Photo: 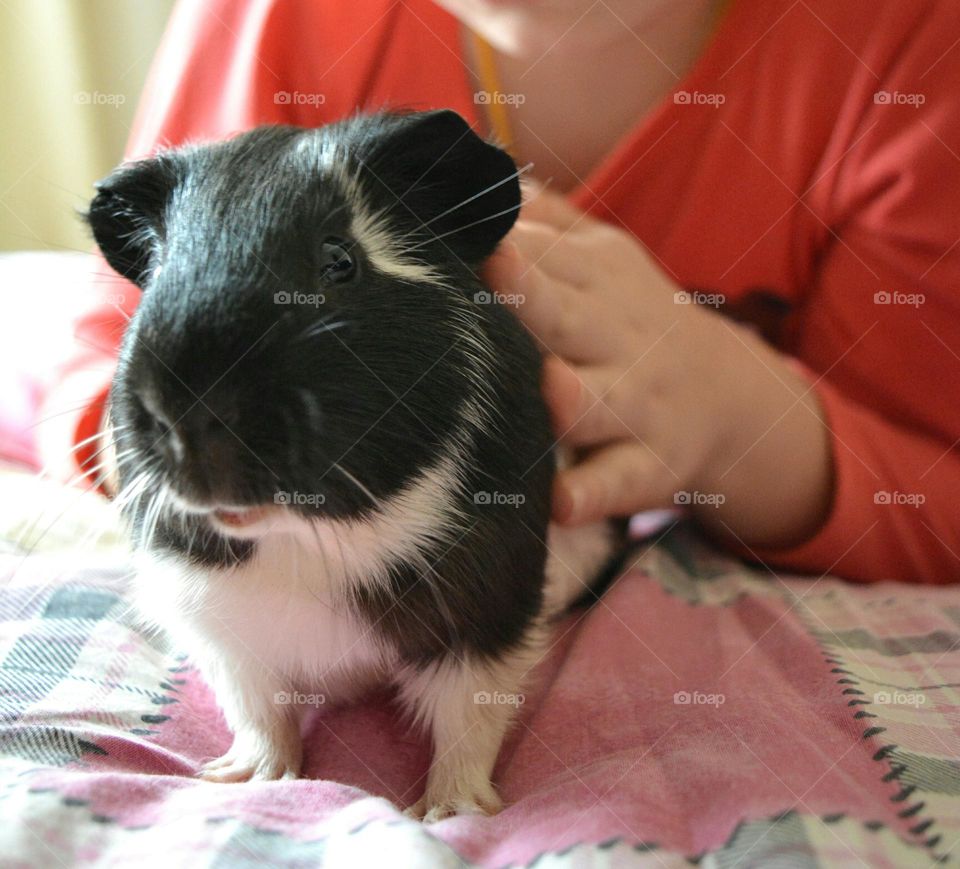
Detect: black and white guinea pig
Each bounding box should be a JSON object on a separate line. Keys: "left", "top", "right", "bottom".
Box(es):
{"left": 87, "top": 109, "right": 617, "bottom": 821}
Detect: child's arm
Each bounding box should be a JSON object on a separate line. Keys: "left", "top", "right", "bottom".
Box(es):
{"left": 494, "top": 9, "right": 960, "bottom": 584}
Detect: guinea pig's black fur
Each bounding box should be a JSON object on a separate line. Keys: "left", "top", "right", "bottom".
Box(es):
{"left": 87, "top": 110, "right": 615, "bottom": 816}
{"left": 89, "top": 111, "right": 551, "bottom": 661}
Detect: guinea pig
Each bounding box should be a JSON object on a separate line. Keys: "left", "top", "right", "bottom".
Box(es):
{"left": 86, "top": 109, "right": 617, "bottom": 821}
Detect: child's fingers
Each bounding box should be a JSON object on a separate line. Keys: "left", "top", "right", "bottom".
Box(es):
{"left": 510, "top": 220, "right": 590, "bottom": 287}
{"left": 552, "top": 441, "right": 673, "bottom": 525}
{"left": 541, "top": 355, "right": 582, "bottom": 436}
{"left": 485, "top": 242, "right": 589, "bottom": 359}
{"left": 556, "top": 364, "right": 635, "bottom": 447}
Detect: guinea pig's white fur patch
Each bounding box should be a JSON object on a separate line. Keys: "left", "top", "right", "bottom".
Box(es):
{"left": 129, "top": 424, "right": 613, "bottom": 806}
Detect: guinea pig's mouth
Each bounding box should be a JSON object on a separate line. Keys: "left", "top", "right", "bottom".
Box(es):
{"left": 212, "top": 507, "right": 270, "bottom": 529}
{"left": 163, "top": 487, "right": 280, "bottom": 537}
{"left": 206, "top": 505, "right": 283, "bottom": 540}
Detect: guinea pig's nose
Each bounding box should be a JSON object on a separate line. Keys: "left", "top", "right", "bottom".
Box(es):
{"left": 139, "top": 398, "right": 217, "bottom": 467}
{"left": 153, "top": 400, "right": 242, "bottom": 503}
{"left": 170, "top": 406, "right": 226, "bottom": 459}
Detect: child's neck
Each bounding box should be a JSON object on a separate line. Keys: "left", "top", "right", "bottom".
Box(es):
{"left": 468, "top": 1, "right": 724, "bottom": 191}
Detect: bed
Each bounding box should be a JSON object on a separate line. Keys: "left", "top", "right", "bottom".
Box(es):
{"left": 2, "top": 254, "right": 958, "bottom": 866}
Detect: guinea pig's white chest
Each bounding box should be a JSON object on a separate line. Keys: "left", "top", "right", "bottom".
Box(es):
{"left": 131, "top": 535, "right": 392, "bottom": 700}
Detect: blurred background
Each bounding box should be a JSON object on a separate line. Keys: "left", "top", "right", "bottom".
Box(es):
{"left": 0, "top": 0, "right": 174, "bottom": 253}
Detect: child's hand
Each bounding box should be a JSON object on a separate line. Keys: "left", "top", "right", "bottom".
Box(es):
{"left": 484, "top": 188, "right": 832, "bottom": 546}
{"left": 484, "top": 189, "right": 733, "bottom": 523}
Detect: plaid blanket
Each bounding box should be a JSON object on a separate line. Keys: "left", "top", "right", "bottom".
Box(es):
{"left": 2, "top": 468, "right": 958, "bottom": 867}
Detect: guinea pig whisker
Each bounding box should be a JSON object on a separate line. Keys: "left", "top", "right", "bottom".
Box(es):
{"left": 83, "top": 449, "right": 138, "bottom": 491}
{"left": 39, "top": 438, "right": 133, "bottom": 501}
{"left": 395, "top": 162, "right": 533, "bottom": 243}
{"left": 293, "top": 318, "right": 349, "bottom": 344}
{"left": 288, "top": 310, "right": 345, "bottom": 341}
{"left": 139, "top": 480, "right": 168, "bottom": 554}
{"left": 67, "top": 423, "right": 131, "bottom": 455}
{"left": 26, "top": 405, "right": 120, "bottom": 436}
{"left": 112, "top": 468, "right": 153, "bottom": 508}
{"left": 331, "top": 461, "right": 379, "bottom": 509}
{"left": 74, "top": 432, "right": 126, "bottom": 474}
{"left": 113, "top": 472, "right": 152, "bottom": 516}
{"left": 402, "top": 201, "right": 525, "bottom": 255}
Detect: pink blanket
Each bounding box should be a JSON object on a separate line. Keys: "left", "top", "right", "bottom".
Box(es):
{"left": 3, "top": 520, "right": 956, "bottom": 867}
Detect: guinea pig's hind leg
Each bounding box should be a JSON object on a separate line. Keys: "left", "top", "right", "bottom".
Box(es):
{"left": 398, "top": 630, "right": 547, "bottom": 822}
{"left": 196, "top": 655, "right": 303, "bottom": 783}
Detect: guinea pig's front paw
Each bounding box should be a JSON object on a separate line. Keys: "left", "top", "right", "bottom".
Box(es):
{"left": 404, "top": 781, "right": 502, "bottom": 823}
{"left": 198, "top": 727, "right": 301, "bottom": 783}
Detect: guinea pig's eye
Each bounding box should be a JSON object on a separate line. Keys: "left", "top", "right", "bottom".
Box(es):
{"left": 319, "top": 237, "right": 356, "bottom": 284}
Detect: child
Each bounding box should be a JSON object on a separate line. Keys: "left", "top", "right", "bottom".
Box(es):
{"left": 43, "top": 0, "right": 960, "bottom": 584}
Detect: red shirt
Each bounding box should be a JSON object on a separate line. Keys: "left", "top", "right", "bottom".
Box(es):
{"left": 46, "top": 0, "right": 960, "bottom": 584}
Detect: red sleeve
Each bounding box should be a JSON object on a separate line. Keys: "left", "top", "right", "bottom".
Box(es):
{"left": 39, "top": 0, "right": 336, "bottom": 489}
{"left": 746, "top": 363, "right": 960, "bottom": 585}
{"left": 746, "top": 6, "right": 960, "bottom": 584}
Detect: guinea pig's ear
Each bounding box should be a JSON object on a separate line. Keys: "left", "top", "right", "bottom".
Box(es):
{"left": 363, "top": 110, "right": 521, "bottom": 266}
{"left": 86, "top": 156, "right": 177, "bottom": 287}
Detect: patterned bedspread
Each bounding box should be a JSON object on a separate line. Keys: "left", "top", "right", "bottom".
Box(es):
{"left": 2, "top": 467, "right": 958, "bottom": 867}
